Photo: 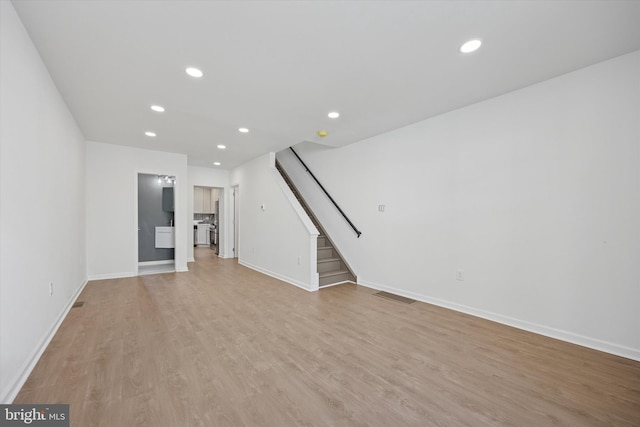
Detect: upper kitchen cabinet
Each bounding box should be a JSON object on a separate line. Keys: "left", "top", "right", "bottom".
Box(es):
{"left": 193, "top": 187, "right": 206, "bottom": 213}
{"left": 194, "top": 186, "right": 217, "bottom": 213}
{"left": 194, "top": 187, "right": 204, "bottom": 213}
{"left": 203, "top": 189, "right": 211, "bottom": 213}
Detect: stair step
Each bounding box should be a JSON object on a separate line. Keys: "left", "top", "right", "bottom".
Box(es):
{"left": 317, "top": 257, "right": 340, "bottom": 263}
{"left": 319, "top": 270, "right": 354, "bottom": 286}
{"left": 319, "top": 269, "right": 349, "bottom": 278}
{"left": 317, "top": 257, "right": 342, "bottom": 273}
{"left": 317, "top": 246, "right": 334, "bottom": 260}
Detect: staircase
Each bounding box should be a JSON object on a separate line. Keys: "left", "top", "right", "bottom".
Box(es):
{"left": 276, "top": 161, "right": 356, "bottom": 287}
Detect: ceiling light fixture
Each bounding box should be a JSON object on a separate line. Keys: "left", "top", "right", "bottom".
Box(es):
{"left": 217, "top": 144, "right": 226, "bottom": 149}
{"left": 238, "top": 128, "right": 249, "bottom": 133}
{"left": 213, "top": 162, "right": 221, "bottom": 166}
{"left": 328, "top": 112, "right": 340, "bottom": 119}
{"left": 185, "top": 67, "right": 203, "bottom": 78}
{"left": 150, "top": 105, "right": 165, "bottom": 112}
{"left": 145, "top": 131, "right": 156, "bottom": 137}
{"left": 460, "top": 39, "right": 482, "bottom": 53}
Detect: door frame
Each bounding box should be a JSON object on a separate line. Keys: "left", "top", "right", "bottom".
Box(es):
{"left": 134, "top": 171, "right": 178, "bottom": 275}
{"left": 231, "top": 185, "right": 239, "bottom": 259}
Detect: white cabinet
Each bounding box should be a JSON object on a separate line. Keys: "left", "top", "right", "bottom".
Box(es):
{"left": 196, "top": 224, "right": 210, "bottom": 245}
{"left": 155, "top": 227, "right": 175, "bottom": 248}
{"left": 194, "top": 186, "right": 214, "bottom": 213}
{"left": 194, "top": 187, "right": 204, "bottom": 213}
{"left": 203, "top": 188, "right": 211, "bottom": 213}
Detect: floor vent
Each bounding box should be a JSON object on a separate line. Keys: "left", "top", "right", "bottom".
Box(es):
{"left": 373, "top": 291, "right": 416, "bottom": 305}
{"left": 72, "top": 301, "right": 85, "bottom": 308}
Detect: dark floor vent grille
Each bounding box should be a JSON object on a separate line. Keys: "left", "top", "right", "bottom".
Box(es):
{"left": 373, "top": 291, "right": 416, "bottom": 304}
{"left": 72, "top": 301, "right": 85, "bottom": 308}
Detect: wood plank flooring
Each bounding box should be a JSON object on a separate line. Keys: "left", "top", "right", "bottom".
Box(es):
{"left": 14, "top": 248, "right": 640, "bottom": 426}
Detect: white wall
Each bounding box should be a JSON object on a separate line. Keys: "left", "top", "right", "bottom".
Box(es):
{"left": 279, "top": 50, "right": 640, "bottom": 360}
{"left": 86, "top": 141, "right": 188, "bottom": 279}
{"left": 0, "top": 1, "right": 87, "bottom": 402}
{"left": 230, "top": 153, "right": 318, "bottom": 290}
{"left": 187, "top": 165, "right": 229, "bottom": 260}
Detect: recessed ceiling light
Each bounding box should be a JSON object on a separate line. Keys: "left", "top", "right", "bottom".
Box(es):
{"left": 238, "top": 127, "right": 249, "bottom": 133}
{"left": 145, "top": 131, "right": 156, "bottom": 137}
{"left": 328, "top": 112, "right": 340, "bottom": 119}
{"left": 460, "top": 39, "right": 482, "bottom": 53}
{"left": 150, "top": 105, "right": 165, "bottom": 112}
{"left": 217, "top": 144, "right": 226, "bottom": 149}
{"left": 185, "top": 67, "right": 203, "bottom": 78}
{"left": 213, "top": 162, "right": 221, "bottom": 166}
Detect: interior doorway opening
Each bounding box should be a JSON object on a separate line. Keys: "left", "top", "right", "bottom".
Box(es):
{"left": 232, "top": 185, "right": 239, "bottom": 259}
{"left": 193, "top": 186, "right": 223, "bottom": 257}
{"left": 137, "top": 173, "right": 175, "bottom": 275}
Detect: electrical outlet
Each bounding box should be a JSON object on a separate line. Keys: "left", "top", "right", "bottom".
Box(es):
{"left": 456, "top": 269, "right": 464, "bottom": 281}
{"left": 49, "top": 282, "right": 54, "bottom": 296}
{"left": 378, "top": 204, "right": 385, "bottom": 212}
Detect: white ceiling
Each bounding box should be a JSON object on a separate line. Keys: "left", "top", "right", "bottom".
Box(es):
{"left": 12, "top": 0, "right": 640, "bottom": 169}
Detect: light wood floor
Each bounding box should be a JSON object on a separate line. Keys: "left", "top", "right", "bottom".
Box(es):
{"left": 15, "top": 248, "right": 640, "bottom": 426}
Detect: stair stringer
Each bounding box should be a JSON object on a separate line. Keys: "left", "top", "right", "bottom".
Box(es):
{"left": 269, "top": 157, "right": 320, "bottom": 291}
{"left": 275, "top": 159, "right": 357, "bottom": 287}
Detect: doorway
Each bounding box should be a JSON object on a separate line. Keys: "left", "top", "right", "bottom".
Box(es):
{"left": 137, "top": 173, "right": 175, "bottom": 275}
{"left": 232, "top": 185, "right": 239, "bottom": 259}
{"left": 193, "top": 186, "right": 223, "bottom": 257}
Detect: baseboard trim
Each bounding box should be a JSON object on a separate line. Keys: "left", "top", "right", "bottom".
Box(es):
{"left": 358, "top": 279, "right": 640, "bottom": 362}
{"left": 87, "top": 272, "right": 136, "bottom": 281}
{"left": 1, "top": 279, "right": 89, "bottom": 404}
{"left": 239, "top": 260, "right": 317, "bottom": 292}
{"left": 187, "top": 257, "right": 195, "bottom": 263}
{"left": 319, "top": 280, "right": 355, "bottom": 289}
{"left": 138, "top": 260, "right": 174, "bottom": 266}
{"left": 175, "top": 267, "right": 189, "bottom": 273}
